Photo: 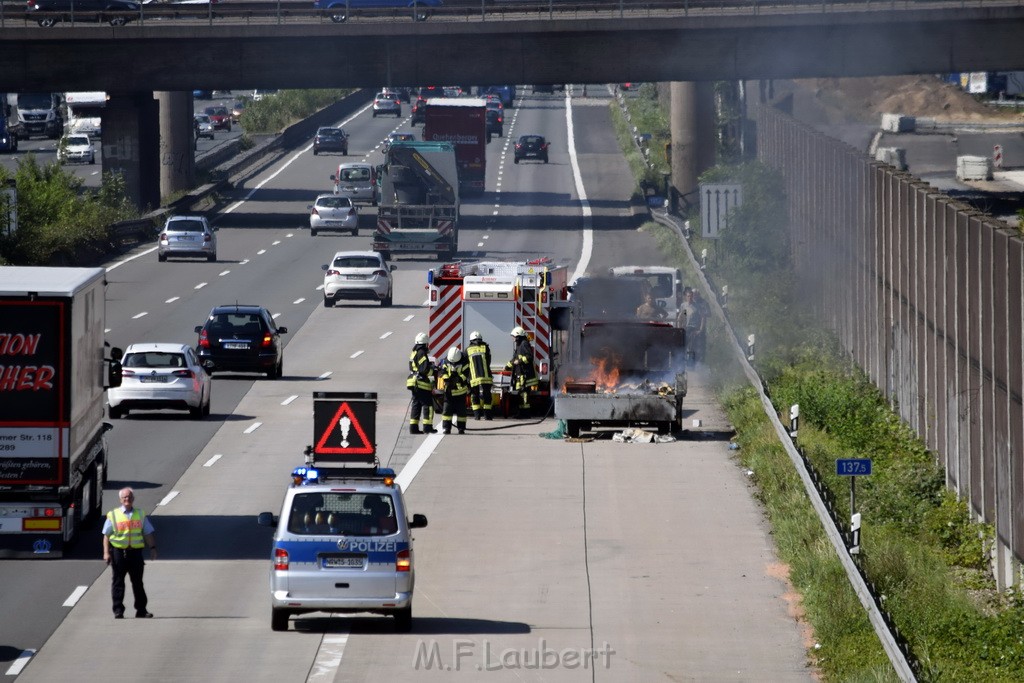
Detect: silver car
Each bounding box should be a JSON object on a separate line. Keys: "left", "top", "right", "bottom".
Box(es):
{"left": 331, "top": 163, "right": 378, "bottom": 206}
{"left": 372, "top": 90, "right": 402, "bottom": 118}
{"left": 194, "top": 114, "right": 215, "bottom": 139}
{"left": 309, "top": 194, "right": 358, "bottom": 236}
{"left": 322, "top": 250, "right": 395, "bottom": 308}
{"left": 158, "top": 215, "right": 217, "bottom": 262}
{"left": 107, "top": 343, "right": 212, "bottom": 419}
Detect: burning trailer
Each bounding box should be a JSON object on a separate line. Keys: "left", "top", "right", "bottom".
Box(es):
{"left": 553, "top": 318, "right": 687, "bottom": 438}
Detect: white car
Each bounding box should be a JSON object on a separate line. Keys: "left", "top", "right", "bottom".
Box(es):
{"left": 309, "top": 194, "right": 358, "bottom": 236}
{"left": 321, "top": 250, "right": 396, "bottom": 308}
{"left": 58, "top": 134, "right": 95, "bottom": 164}
{"left": 107, "top": 343, "right": 212, "bottom": 419}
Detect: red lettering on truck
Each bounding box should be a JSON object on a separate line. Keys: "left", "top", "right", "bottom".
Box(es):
{"left": 0, "top": 333, "right": 42, "bottom": 356}
{"left": 0, "top": 365, "right": 56, "bottom": 391}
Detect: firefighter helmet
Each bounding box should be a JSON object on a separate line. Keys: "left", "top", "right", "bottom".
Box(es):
{"left": 414, "top": 332, "right": 429, "bottom": 345}
{"left": 511, "top": 326, "right": 526, "bottom": 338}
{"left": 447, "top": 347, "right": 462, "bottom": 363}
{"left": 469, "top": 330, "right": 483, "bottom": 342}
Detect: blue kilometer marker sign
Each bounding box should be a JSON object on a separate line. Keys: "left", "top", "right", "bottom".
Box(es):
{"left": 836, "top": 458, "right": 872, "bottom": 476}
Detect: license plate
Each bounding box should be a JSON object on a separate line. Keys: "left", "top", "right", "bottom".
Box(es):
{"left": 176, "top": 235, "right": 195, "bottom": 241}
{"left": 345, "top": 274, "right": 367, "bottom": 280}
{"left": 139, "top": 375, "right": 169, "bottom": 383}
{"left": 223, "top": 342, "right": 248, "bottom": 350}
{"left": 323, "top": 555, "right": 365, "bottom": 569}
{"left": 324, "top": 220, "right": 343, "bottom": 225}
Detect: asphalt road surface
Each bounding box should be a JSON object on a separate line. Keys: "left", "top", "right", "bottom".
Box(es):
{"left": 1, "top": 86, "right": 813, "bottom": 682}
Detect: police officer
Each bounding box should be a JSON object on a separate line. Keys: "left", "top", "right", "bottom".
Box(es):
{"left": 406, "top": 332, "right": 436, "bottom": 434}
{"left": 440, "top": 347, "right": 470, "bottom": 434}
{"left": 466, "top": 330, "right": 494, "bottom": 420}
{"left": 102, "top": 487, "right": 156, "bottom": 619}
{"left": 504, "top": 326, "right": 538, "bottom": 418}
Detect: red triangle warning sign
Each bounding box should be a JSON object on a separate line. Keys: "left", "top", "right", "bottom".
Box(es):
{"left": 315, "top": 402, "right": 374, "bottom": 454}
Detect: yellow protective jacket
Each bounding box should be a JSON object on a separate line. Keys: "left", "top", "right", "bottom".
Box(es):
{"left": 466, "top": 341, "right": 493, "bottom": 387}
{"left": 106, "top": 508, "right": 147, "bottom": 549}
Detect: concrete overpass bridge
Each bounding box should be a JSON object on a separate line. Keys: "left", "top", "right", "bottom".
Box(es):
{"left": 2, "top": 0, "right": 1023, "bottom": 206}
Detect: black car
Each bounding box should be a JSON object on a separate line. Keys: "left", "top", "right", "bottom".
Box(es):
{"left": 28, "top": 0, "right": 140, "bottom": 26}
{"left": 411, "top": 98, "right": 427, "bottom": 126}
{"left": 313, "top": 127, "right": 349, "bottom": 156}
{"left": 194, "top": 305, "right": 288, "bottom": 379}
{"left": 485, "top": 109, "right": 503, "bottom": 139}
{"left": 514, "top": 135, "right": 548, "bottom": 164}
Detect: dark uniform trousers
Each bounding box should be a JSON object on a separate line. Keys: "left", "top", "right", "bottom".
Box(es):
{"left": 110, "top": 546, "right": 148, "bottom": 616}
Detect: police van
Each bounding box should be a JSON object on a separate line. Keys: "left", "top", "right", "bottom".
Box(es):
{"left": 257, "top": 464, "right": 428, "bottom": 632}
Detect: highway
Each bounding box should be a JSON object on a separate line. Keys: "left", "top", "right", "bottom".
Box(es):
{"left": 0, "top": 91, "right": 244, "bottom": 188}
{"left": 0, "top": 87, "right": 813, "bottom": 681}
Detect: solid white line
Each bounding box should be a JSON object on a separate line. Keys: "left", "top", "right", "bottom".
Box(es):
{"left": 158, "top": 491, "right": 179, "bottom": 507}
{"left": 307, "top": 633, "right": 350, "bottom": 683}
{"left": 244, "top": 422, "right": 262, "bottom": 434}
{"left": 195, "top": 282, "right": 207, "bottom": 290}
{"left": 350, "top": 350, "right": 364, "bottom": 359}
{"left": 565, "top": 90, "right": 594, "bottom": 283}
{"left": 165, "top": 296, "right": 179, "bottom": 303}
{"left": 403, "top": 315, "right": 415, "bottom": 322}
{"left": 282, "top": 395, "right": 299, "bottom": 405}
{"left": 62, "top": 586, "right": 88, "bottom": 607}
{"left": 380, "top": 331, "right": 393, "bottom": 339}
{"left": 5, "top": 650, "right": 35, "bottom": 676}
{"left": 318, "top": 371, "right": 333, "bottom": 380}
{"left": 203, "top": 454, "right": 223, "bottom": 467}
{"left": 293, "top": 298, "right": 305, "bottom": 304}
{"left": 219, "top": 270, "right": 230, "bottom": 277}
{"left": 132, "top": 312, "right": 147, "bottom": 319}
{"left": 396, "top": 432, "right": 444, "bottom": 492}
{"left": 106, "top": 247, "right": 157, "bottom": 272}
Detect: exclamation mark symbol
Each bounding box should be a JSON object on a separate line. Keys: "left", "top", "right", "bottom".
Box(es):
{"left": 338, "top": 416, "right": 351, "bottom": 449}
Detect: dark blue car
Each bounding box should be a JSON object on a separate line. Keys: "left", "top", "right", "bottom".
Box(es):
{"left": 313, "top": 0, "right": 441, "bottom": 22}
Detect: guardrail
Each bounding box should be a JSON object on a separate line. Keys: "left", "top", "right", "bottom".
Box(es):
{"left": 4, "top": 0, "right": 1023, "bottom": 29}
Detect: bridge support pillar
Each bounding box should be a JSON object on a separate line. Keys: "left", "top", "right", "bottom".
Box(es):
{"left": 102, "top": 92, "right": 160, "bottom": 211}
{"left": 669, "top": 81, "right": 715, "bottom": 210}
{"left": 157, "top": 91, "right": 196, "bottom": 198}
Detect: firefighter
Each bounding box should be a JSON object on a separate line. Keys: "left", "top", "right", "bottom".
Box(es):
{"left": 440, "top": 347, "right": 470, "bottom": 434}
{"left": 505, "top": 326, "right": 538, "bottom": 418}
{"left": 407, "top": 332, "right": 436, "bottom": 434}
{"left": 466, "top": 330, "right": 494, "bottom": 420}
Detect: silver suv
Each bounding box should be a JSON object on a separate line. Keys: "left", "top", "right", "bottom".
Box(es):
{"left": 158, "top": 215, "right": 217, "bottom": 262}
{"left": 258, "top": 466, "right": 428, "bottom": 632}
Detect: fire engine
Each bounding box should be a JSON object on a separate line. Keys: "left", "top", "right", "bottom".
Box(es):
{"left": 426, "top": 258, "right": 569, "bottom": 413}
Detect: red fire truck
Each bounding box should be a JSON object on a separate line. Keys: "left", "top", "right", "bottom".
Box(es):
{"left": 426, "top": 258, "right": 569, "bottom": 413}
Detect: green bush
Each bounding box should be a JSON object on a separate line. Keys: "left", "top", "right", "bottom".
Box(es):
{"left": 240, "top": 89, "right": 354, "bottom": 134}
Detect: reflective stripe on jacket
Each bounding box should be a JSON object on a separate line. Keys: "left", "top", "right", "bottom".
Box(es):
{"left": 441, "top": 361, "right": 470, "bottom": 397}
{"left": 466, "top": 342, "right": 493, "bottom": 387}
{"left": 107, "top": 508, "right": 146, "bottom": 549}
{"left": 407, "top": 346, "right": 433, "bottom": 391}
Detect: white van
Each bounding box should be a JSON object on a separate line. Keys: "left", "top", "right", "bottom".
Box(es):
{"left": 609, "top": 265, "right": 684, "bottom": 324}
{"left": 331, "top": 162, "right": 378, "bottom": 206}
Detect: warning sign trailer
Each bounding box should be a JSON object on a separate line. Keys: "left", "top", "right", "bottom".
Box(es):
{"left": 312, "top": 392, "right": 377, "bottom": 466}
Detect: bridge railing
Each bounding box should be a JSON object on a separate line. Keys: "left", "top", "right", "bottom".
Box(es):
{"left": 4, "top": 0, "right": 1023, "bottom": 29}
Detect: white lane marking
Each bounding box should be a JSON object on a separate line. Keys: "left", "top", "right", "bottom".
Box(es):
{"left": 403, "top": 315, "right": 415, "bottom": 322}
{"left": 63, "top": 586, "right": 88, "bottom": 607}
{"left": 158, "top": 491, "right": 179, "bottom": 507}
{"left": 293, "top": 298, "right": 305, "bottom": 304}
{"left": 104, "top": 328, "right": 111, "bottom": 333}
{"left": 203, "top": 454, "right": 223, "bottom": 467}
{"left": 240, "top": 259, "right": 250, "bottom": 265}
{"left": 318, "top": 371, "right": 333, "bottom": 379}
{"left": 380, "top": 331, "right": 393, "bottom": 339}
{"left": 565, "top": 90, "right": 594, "bottom": 282}
{"left": 492, "top": 210, "right": 499, "bottom": 215}
{"left": 396, "top": 431, "right": 444, "bottom": 492}
{"left": 350, "top": 350, "right": 364, "bottom": 359}
{"left": 477, "top": 242, "right": 484, "bottom": 247}
{"left": 272, "top": 312, "right": 282, "bottom": 319}
{"left": 107, "top": 247, "right": 157, "bottom": 271}
{"left": 165, "top": 296, "right": 179, "bottom": 303}
{"left": 195, "top": 282, "right": 207, "bottom": 290}
{"left": 316, "top": 284, "right": 325, "bottom": 291}
{"left": 282, "top": 395, "right": 298, "bottom": 405}
{"left": 5, "top": 650, "right": 35, "bottom": 676}
{"left": 307, "top": 633, "right": 350, "bottom": 683}
{"left": 219, "top": 270, "right": 230, "bottom": 277}
{"left": 483, "top": 235, "right": 489, "bottom": 240}
{"left": 272, "top": 240, "right": 281, "bottom": 246}
{"left": 257, "top": 249, "right": 266, "bottom": 255}
{"left": 286, "top": 233, "right": 294, "bottom": 237}
{"left": 132, "top": 312, "right": 148, "bottom": 319}
{"left": 244, "top": 422, "right": 262, "bottom": 434}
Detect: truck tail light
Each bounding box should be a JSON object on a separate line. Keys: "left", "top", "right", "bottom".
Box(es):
{"left": 396, "top": 549, "right": 411, "bottom": 572}
{"left": 260, "top": 333, "right": 273, "bottom": 348}
{"left": 197, "top": 328, "right": 210, "bottom": 348}
{"left": 273, "top": 547, "right": 289, "bottom": 571}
